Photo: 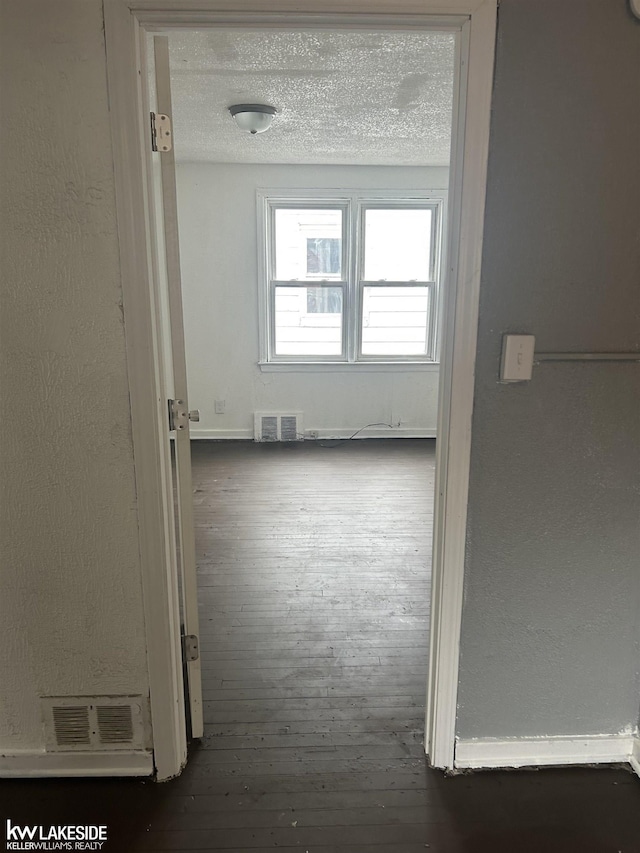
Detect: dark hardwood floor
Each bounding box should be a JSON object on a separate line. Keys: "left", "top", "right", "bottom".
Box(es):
{"left": 1, "top": 439, "right": 638, "bottom": 852}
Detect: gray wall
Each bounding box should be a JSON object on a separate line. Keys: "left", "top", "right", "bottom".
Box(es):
{"left": 457, "top": 0, "right": 640, "bottom": 739}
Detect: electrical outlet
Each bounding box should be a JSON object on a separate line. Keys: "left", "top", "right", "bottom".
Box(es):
{"left": 307, "top": 430, "right": 319, "bottom": 440}
{"left": 214, "top": 399, "right": 225, "bottom": 414}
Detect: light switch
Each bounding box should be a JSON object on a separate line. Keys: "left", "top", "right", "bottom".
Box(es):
{"left": 500, "top": 334, "right": 535, "bottom": 382}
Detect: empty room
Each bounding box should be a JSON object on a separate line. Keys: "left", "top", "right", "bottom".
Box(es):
{"left": 1, "top": 1, "right": 639, "bottom": 852}
{"left": 149, "top": 22, "right": 453, "bottom": 830}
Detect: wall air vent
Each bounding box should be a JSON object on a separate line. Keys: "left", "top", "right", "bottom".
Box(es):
{"left": 259, "top": 415, "right": 278, "bottom": 442}
{"left": 41, "top": 696, "right": 148, "bottom": 752}
{"left": 96, "top": 704, "right": 135, "bottom": 744}
{"left": 52, "top": 706, "right": 91, "bottom": 747}
{"left": 254, "top": 412, "right": 303, "bottom": 442}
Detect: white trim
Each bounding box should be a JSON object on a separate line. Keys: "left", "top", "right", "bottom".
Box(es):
{"left": 425, "top": 1, "right": 497, "bottom": 770}
{"left": 0, "top": 751, "right": 153, "bottom": 778}
{"left": 257, "top": 188, "right": 448, "bottom": 199}
{"left": 455, "top": 736, "right": 637, "bottom": 770}
{"left": 256, "top": 191, "right": 270, "bottom": 365}
{"left": 191, "top": 428, "right": 254, "bottom": 440}
{"left": 104, "top": 0, "right": 187, "bottom": 781}
{"left": 631, "top": 736, "right": 640, "bottom": 778}
{"left": 126, "top": 2, "right": 489, "bottom": 17}
{"left": 128, "top": 7, "right": 478, "bottom": 27}
{"left": 190, "top": 427, "right": 437, "bottom": 440}
{"left": 103, "top": 0, "right": 497, "bottom": 781}
{"left": 309, "top": 428, "right": 437, "bottom": 440}
{"left": 259, "top": 360, "right": 440, "bottom": 373}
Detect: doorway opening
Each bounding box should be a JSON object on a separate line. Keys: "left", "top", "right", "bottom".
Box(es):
{"left": 104, "top": 1, "right": 497, "bottom": 781}
{"left": 150, "top": 24, "right": 452, "bottom": 772}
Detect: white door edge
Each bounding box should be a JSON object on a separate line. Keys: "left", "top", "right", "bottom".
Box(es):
{"left": 152, "top": 33, "right": 204, "bottom": 741}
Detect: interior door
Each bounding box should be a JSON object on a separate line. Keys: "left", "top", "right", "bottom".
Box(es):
{"left": 149, "top": 35, "right": 203, "bottom": 739}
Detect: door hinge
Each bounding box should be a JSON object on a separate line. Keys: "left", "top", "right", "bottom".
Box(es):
{"left": 150, "top": 111, "right": 172, "bottom": 152}
{"left": 182, "top": 634, "right": 199, "bottom": 662}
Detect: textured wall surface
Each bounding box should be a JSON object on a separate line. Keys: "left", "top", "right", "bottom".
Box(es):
{"left": 457, "top": 0, "right": 640, "bottom": 739}
{"left": 177, "top": 163, "right": 446, "bottom": 437}
{"left": 0, "top": 0, "right": 149, "bottom": 750}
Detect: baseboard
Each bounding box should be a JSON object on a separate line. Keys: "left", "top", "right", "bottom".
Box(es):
{"left": 631, "top": 736, "right": 640, "bottom": 778}
{"left": 0, "top": 750, "right": 154, "bottom": 778}
{"left": 455, "top": 735, "right": 636, "bottom": 770}
{"left": 190, "top": 428, "right": 253, "bottom": 440}
{"left": 309, "top": 427, "right": 437, "bottom": 440}
{"left": 190, "top": 427, "right": 437, "bottom": 440}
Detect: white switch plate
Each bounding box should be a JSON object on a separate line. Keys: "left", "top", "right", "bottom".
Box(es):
{"left": 500, "top": 334, "right": 535, "bottom": 382}
{"left": 214, "top": 399, "right": 225, "bottom": 414}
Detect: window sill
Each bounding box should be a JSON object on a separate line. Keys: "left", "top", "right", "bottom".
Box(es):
{"left": 258, "top": 361, "right": 440, "bottom": 373}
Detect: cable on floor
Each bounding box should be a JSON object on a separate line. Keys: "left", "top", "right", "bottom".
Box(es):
{"left": 314, "top": 422, "right": 395, "bottom": 449}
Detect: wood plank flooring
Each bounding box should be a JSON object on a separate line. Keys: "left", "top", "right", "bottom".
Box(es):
{"left": 192, "top": 437, "right": 433, "bottom": 765}
{"left": 1, "top": 439, "right": 638, "bottom": 852}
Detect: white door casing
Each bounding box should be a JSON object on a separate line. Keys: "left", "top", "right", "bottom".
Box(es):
{"left": 104, "top": 0, "right": 498, "bottom": 780}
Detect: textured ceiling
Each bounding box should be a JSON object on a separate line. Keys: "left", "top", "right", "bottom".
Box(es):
{"left": 167, "top": 29, "right": 455, "bottom": 166}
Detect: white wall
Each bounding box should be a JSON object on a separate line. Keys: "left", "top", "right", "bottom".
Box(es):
{"left": 176, "top": 163, "right": 447, "bottom": 439}
{"left": 0, "top": 0, "right": 149, "bottom": 755}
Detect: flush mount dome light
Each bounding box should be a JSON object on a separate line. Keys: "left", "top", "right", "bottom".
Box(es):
{"left": 228, "top": 103, "right": 277, "bottom": 135}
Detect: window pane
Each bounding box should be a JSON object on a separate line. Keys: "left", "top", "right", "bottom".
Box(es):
{"left": 363, "top": 208, "right": 432, "bottom": 281}
{"left": 307, "top": 238, "right": 340, "bottom": 276}
{"left": 361, "top": 286, "right": 430, "bottom": 356}
{"left": 275, "top": 286, "right": 343, "bottom": 356}
{"left": 306, "top": 286, "right": 342, "bottom": 314}
{"left": 275, "top": 209, "right": 343, "bottom": 280}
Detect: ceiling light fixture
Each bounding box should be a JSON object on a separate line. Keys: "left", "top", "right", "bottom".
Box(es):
{"left": 228, "top": 103, "right": 277, "bottom": 135}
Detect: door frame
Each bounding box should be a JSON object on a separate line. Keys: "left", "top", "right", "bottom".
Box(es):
{"left": 104, "top": 0, "right": 497, "bottom": 780}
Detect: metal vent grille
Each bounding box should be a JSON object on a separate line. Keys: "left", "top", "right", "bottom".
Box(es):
{"left": 280, "top": 416, "right": 299, "bottom": 441}
{"left": 52, "top": 706, "right": 91, "bottom": 746}
{"left": 96, "top": 705, "right": 134, "bottom": 744}
{"left": 260, "top": 416, "right": 278, "bottom": 442}
{"left": 254, "top": 413, "right": 303, "bottom": 442}
{"left": 42, "top": 696, "right": 148, "bottom": 752}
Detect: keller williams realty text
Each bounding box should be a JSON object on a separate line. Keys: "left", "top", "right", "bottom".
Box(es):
{"left": 5, "top": 820, "right": 108, "bottom": 851}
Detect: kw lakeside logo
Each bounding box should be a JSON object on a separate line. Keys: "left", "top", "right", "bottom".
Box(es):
{"left": 5, "top": 820, "right": 108, "bottom": 851}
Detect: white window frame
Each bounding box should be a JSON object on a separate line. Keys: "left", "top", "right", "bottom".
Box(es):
{"left": 262, "top": 196, "right": 350, "bottom": 363}
{"left": 257, "top": 189, "right": 447, "bottom": 367}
